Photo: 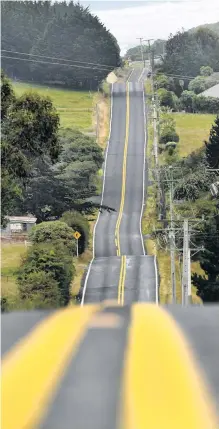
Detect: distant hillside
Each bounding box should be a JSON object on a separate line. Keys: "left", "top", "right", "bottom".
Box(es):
{"left": 190, "top": 22, "right": 219, "bottom": 37}
{"left": 124, "top": 39, "right": 166, "bottom": 61}
{"left": 125, "top": 22, "right": 219, "bottom": 61}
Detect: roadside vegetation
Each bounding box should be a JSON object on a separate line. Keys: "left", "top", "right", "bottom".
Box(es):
{"left": 143, "top": 30, "right": 219, "bottom": 304}
{"left": 1, "top": 60, "right": 110, "bottom": 311}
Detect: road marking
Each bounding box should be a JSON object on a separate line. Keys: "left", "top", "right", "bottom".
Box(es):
{"left": 118, "top": 255, "right": 126, "bottom": 304}
{"left": 123, "top": 304, "right": 218, "bottom": 429}
{"left": 2, "top": 306, "right": 97, "bottom": 429}
{"left": 81, "top": 84, "right": 114, "bottom": 305}
{"left": 115, "top": 82, "right": 130, "bottom": 256}
{"left": 139, "top": 84, "right": 146, "bottom": 256}
{"left": 138, "top": 67, "right": 145, "bottom": 82}
{"left": 127, "top": 68, "right": 134, "bottom": 82}
{"left": 154, "top": 254, "right": 159, "bottom": 304}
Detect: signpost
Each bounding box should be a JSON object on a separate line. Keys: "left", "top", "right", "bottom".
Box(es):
{"left": 73, "top": 231, "right": 81, "bottom": 257}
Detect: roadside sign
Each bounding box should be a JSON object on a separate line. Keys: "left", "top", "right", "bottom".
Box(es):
{"left": 74, "top": 231, "right": 81, "bottom": 257}
{"left": 74, "top": 231, "right": 81, "bottom": 240}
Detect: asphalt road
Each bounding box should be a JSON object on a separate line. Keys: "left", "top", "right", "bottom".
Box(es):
{"left": 128, "top": 66, "right": 148, "bottom": 83}
{"left": 82, "top": 80, "right": 157, "bottom": 304}
{"left": 2, "top": 305, "right": 219, "bottom": 429}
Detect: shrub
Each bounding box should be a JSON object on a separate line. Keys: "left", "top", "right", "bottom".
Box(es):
{"left": 157, "top": 88, "right": 179, "bottom": 110}
{"left": 29, "top": 221, "right": 76, "bottom": 255}
{"left": 61, "top": 210, "right": 90, "bottom": 254}
{"left": 188, "top": 76, "right": 207, "bottom": 94}
{"left": 1, "top": 297, "right": 9, "bottom": 313}
{"left": 17, "top": 242, "right": 75, "bottom": 306}
{"left": 159, "top": 129, "right": 179, "bottom": 144}
{"left": 200, "top": 66, "right": 213, "bottom": 77}
{"left": 180, "top": 90, "right": 196, "bottom": 112}
{"left": 155, "top": 74, "right": 169, "bottom": 89}
{"left": 193, "top": 95, "right": 219, "bottom": 113}
{"left": 18, "top": 271, "right": 61, "bottom": 308}
{"left": 165, "top": 141, "right": 177, "bottom": 150}
{"left": 174, "top": 172, "right": 210, "bottom": 201}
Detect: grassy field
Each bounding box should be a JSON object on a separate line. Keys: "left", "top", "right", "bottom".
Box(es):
{"left": 1, "top": 243, "right": 27, "bottom": 304}
{"left": 173, "top": 113, "right": 216, "bottom": 157}
{"left": 13, "top": 81, "right": 96, "bottom": 131}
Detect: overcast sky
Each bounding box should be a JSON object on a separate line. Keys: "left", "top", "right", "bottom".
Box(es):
{"left": 79, "top": 0, "right": 219, "bottom": 54}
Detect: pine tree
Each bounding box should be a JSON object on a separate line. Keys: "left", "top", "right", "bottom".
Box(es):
{"left": 205, "top": 115, "right": 219, "bottom": 169}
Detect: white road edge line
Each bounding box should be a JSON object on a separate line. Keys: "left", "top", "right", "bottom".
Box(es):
{"left": 138, "top": 67, "right": 145, "bottom": 83}
{"left": 154, "top": 255, "right": 159, "bottom": 304}
{"left": 139, "top": 83, "right": 146, "bottom": 256}
{"left": 81, "top": 83, "right": 114, "bottom": 306}
{"left": 127, "top": 68, "right": 134, "bottom": 82}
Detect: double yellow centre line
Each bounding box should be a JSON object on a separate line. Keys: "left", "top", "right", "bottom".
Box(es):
{"left": 115, "top": 82, "right": 130, "bottom": 257}
{"left": 118, "top": 255, "right": 127, "bottom": 305}
{"left": 116, "top": 82, "right": 130, "bottom": 304}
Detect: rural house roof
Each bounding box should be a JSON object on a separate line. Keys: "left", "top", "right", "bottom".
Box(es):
{"left": 198, "top": 83, "right": 219, "bottom": 99}
{"left": 6, "top": 215, "right": 37, "bottom": 223}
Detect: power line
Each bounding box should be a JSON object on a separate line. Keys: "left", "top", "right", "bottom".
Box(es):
{"left": 1, "top": 55, "right": 111, "bottom": 72}
{"left": 154, "top": 72, "right": 197, "bottom": 80}
{"left": 1, "top": 49, "right": 114, "bottom": 70}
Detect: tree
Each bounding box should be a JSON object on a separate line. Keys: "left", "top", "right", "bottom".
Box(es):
{"left": 162, "top": 29, "right": 219, "bottom": 79}
{"left": 174, "top": 171, "right": 210, "bottom": 201}
{"left": 1, "top": 69, "right": 15, "bottom": 119}
{"left": 192, "top": 218, "right": 219, "bottom": 302}
{"left": 17, "top": 242, "right": 75, "bottom": 306}
{"left": 29, "top": 221, "right": 76, "bottom": 255}
{"left": 16, "top": 129, "right": 104, "bottom": 221}
{"left": 61, "top": 210, "right": 90, "bottom": 254}
{"left": 188, "top": 76, "right": 206, "bottom": 94}
{"left": 180, "top": 90, "right": 195, "bottom": 112}
{"left": 200, "top": 66, "right": 213, "bottom": 76}
{"left": 1, "top": 1, "right": 121, "bottom": 89}
{"left": 4, "top": 92, "right": 60, "bottom": 161}
{"left": 193, "top": 96, "right": 219, "bottom": 114}
{"left": 155, "top": 74, "right": 169, "bottom": 90}
{"left": 205, "top": 116, "right": 219, "bottom": 169}
{"left": 157, "top": 88, "right": 179, "bottom": 110}
{"left": 1, "top": 77, "right": 60, "bottom": 225}
{"left": 18, "top": 271, "right": 61, "bottom": 309}
{"left": 159, "top": 129, "right": 179, "bottom": 144}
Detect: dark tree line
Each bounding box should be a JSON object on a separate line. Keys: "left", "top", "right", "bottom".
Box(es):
{"left": 162, "top": 28, "right": 219, "bottom": 78}
{"left": 1, "top": 1, "right": 121, "bottom": 89}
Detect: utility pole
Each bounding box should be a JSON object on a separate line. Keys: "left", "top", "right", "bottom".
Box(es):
{"left": 182, "top": 219, "right": 190, "bottom": 306}
{"left": 153, "top": 94, "right": 159, "bottom": 167}
{"left": 169, "top": 167, "right": 176, "bottom": 303}
{"left": 136, "top": 37, "right": 145, "bottom": 67}
{"left": 96, "top": 103, "right": 99, "bottom": 144}
{"left": 144, "top": 39, "right": 154, "bottom": 94}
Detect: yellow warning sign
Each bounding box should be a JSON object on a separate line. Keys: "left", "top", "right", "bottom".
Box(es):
{"left": 73, "top": 231, "right": 81, "bottom": 240}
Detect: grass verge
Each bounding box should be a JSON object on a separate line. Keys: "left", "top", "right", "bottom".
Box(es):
{"left": 71, "top": 89, "right": 111, "bottom": 300}
{"left": 13, "top": 81, "right": 97, "bottom": 131}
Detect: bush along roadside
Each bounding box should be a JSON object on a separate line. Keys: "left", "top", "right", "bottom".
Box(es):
{"left": 16, "top": 221, "right": 76, "bottom": 309}
{"left": 142, "top": 90, "right": 218, "bottom": 304}
{"left": 154, "top": 66, "right": 219, "bottom": 114}
{"left": 158, "top": 108, "right": 180, "bottom": 162}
